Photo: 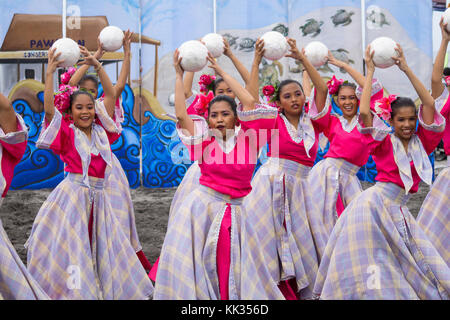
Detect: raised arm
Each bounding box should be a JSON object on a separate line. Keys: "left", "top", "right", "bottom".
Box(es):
{"left": 302, "top": 69, "right": 312, "bottom": 98}
{"left": 43, "top": 48, "right": 64, "bottom": 123}
{"left": 286, "top": 38, "right": 328, "bottom": 112}
{"left": 328, "top": 51, "right": 365, "bottom": 88}
{"left": 113, "top": 30, "right": 132, "bottom": 99}
{"left": 79, "top": 45, "right": 115, "bottom": 118}
{"left": 246, "top": 38, "right": 264, "bottom": 101}
{"left": 174, "top": 50, "right": 195, "bottom": 135}
{"left": 223, "top": 38, "right": 250, "bottom": 84}
{"left": 392, "top": 43, "right": 435, "bottom": 125}
{"left": 207, "top": 53, "right": 256, "bottom": 111}
{"left": 360, "top": 45, "right": 375, "bottom": 128}
{"left": 68, "top": 39, "right": 105, "bottom": 88}
{"left": 0, "top": 93, "right": 18, "bottom": 134}
{"left": 183, "top": 71, "right": 195, "bottom": 99}
{"left": 431, "top": 17, "right": 450, "bottom": 99}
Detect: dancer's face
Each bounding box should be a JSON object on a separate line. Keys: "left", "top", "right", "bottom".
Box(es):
{"left": 390, "top": 106, "right": 417, "bottom": 142}
{"left": 337, "top": 86, "right": 358, "bottom": 119}
{"left": 208, "top": 101, "right": 237, "bottom": 139}
{"left": 277, "top": 82, "right": 306, "bottom": 117}
{"left": 214, "top": 81, "right": 236, "bottom": 99}
{"left": 70, "top": 94, "right": 96, "bottom": 132}
{"left": 79, "top": 79, "right": 98, "bottom": 99}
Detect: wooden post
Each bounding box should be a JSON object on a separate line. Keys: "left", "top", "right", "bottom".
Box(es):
{"left": 17, "top": 63, "right": 20, "bottom": 82}
{"left": 154, "top": 45, "right": 158, "bottom": 97}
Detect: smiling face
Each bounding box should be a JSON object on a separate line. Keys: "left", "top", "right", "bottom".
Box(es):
{"left": 70, "top": 93, "right": 96, "bottom": 132}
{"left": 277, "top": 82, "right": 306, "bottom": 117}
{"left": 389, "top": 105, "right": 417, "bottom": 143}
{"left": 337, "top": 86, "right": 358, "bottom": 119}
{"left": 214, "top": 81, "right": 236, "bottom": 99}
{"left": 208, "top": 100, "right": 237, "bottom": 139}
{"left": 79, "top": 79, "right": 98, "bottom": 99}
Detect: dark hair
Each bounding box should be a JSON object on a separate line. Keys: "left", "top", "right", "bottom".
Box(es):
{"left": 79, "top": 75, "right": 99, "bottom": 90}
{"left": 208, "top": 95, "right": 237, "bottom": 117}
{"left": 69, "top": 91, "right": 95, "bottom": 110}
{"left": 212, "top": 78, "right": 226, "bottom": 95}
{"left": 337, "top": 82, "right": 357, "bottom": 95}
{"left": 275, "top": 79, "right": 304, "bottom": 101}
{"left": 443, "top": 67, "right": 450, "bottom": 77}
{"left": 390, "top": 96, "right": 417, "bottom": 118}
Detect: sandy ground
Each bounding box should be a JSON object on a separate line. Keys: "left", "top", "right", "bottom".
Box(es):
{"left": 0, "top": 163, "right": 446, "bottom": 266}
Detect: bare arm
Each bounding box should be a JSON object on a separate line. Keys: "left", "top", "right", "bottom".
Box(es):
{"left": 207, "top": 53, "right": 256, "bottom": 111}
{"left": 431, "top": 17, "right": 450, "bottom": 99}
{"left": 174, "top": 50, "right": 195, "bottom": 135}
{"left": 0, "top": 93, "right": 17, "bottom": 134}
{"left": 223, "top": 38, "right": 250, "bottom": 84}
{"left": 183, "top": 71, "right": 195, "bottom": 99}
{"left": 43, "top": 48, "right": 64, "bottom": 123}
{"left": 392, "top": 44, "right": 435, "bottom": 125}
{"left": 302, "top": 69, "right": 312, "bottom": 97}
{"left": 68, "top": 39, "right": 105, "bottom": 87}
{"left": 246, "top": 38, "right": 264, "bottom": 101}
{"left": 113, "top": 30, "right": 132, "bottom": 99}
{"left": 360, "top": 45, "right": 375, "bottom": 128}
{"left": 286, "top": 38, "right": 328, "bottom": 112}
{"left": 328, "top": 51, "right": 365, "bottom": 87}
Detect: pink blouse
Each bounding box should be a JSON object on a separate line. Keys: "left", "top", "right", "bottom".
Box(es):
{"left": 177, "top": 104, "right": 278, "bottom": 198}
{"left": 36, "top": 101, "right": 120, "bottom": 179}
{"left": 435, "top": 89, "right": 450, "bottom": 155}
{"left": 0, "top": 114, "right": 28, "bottom": 198}
{"left": 359, "top": 106, "right": 446, "bottom": 194}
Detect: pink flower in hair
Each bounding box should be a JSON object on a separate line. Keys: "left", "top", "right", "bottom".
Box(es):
{"left": 445, "top": 76, "right": 450, "bottom": 87}
{"left": 198, "top": 74, "right": 216, "bottom": 93}
{"left": 327, "top": 75, "right": 344, "bottom": 95}
{"left": 373, "top": 94, "right": 397, "bottom": 121}
{"left": 192, "top": 91, "right": 214, "bottom": 118}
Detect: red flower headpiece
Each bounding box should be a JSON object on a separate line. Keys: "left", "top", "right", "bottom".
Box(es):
{"left": 54, "top": 84, "right": 77, "bottom": 115}
{"left": 192, "top": 91, "right": 214, "bottom": 118}
{"left": 445, "top": 75, "right": 450, "bottom": 87}
{"left": 198, "top": 74, "right": 216, "bottom": 93}
{"left": 327, "top": 75, "right": 344, "bottom": 95}
{"left": 60, "top": 67, "right": 77, "bottom": 85}
{"left": 373, "top": 94, "right": 397, "bottom": 121}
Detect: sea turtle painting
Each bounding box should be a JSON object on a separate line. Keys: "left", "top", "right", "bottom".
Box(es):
{"left": 288, "top": 59, "right": 333, "bottom": 74}
{"left": 331, "top": 9, "right": 354, "bottom": 27}
{"left": 222, "top": 33, "right": 239, "bottom": 49}
{"left": 299, "top": 18, "right": 323, "bottom": 37}
{"left": 367, "top": 10, "right": 390, "bottom": 28}
{"left": 272, "top": 23, "right": 289, "bottom": 36}
{"left": 238, "top": 37, "right": 256, "bottom": 52}
{"left": 259, "top": 58, "right": 283, "bottom": 86}
{"left": 330, "top": 48, "right": 355, "bottom": 73}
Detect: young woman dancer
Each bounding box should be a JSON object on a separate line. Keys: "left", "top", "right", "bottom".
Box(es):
{"left": 153, "top": 49, "right": 284, "bottom": 300}
{"left": 416, "top": 16, "right": 450, "bottom": 265}
{"left": 25, "top": 47, "right": 153, "bottom": 300}
{"left": 0, "top": 93, "right": 49, "bottom": 300}
{"left": 313, "top": 45, "right": 449, "bottom": 300}
{"left": 67, "top": 32, "right": 151, "bottom": 272}
{"left": 306, "top": 50, "right": 385, "bottom": 238}
{"left": 242, "top": 38, "right": 330, "bottom": 300}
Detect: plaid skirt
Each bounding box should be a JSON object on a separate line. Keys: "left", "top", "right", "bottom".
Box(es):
{"left": 153, "top": 184, "right": 284, "bottom": 300}
{"left": 168, "top": 161, "right": 200, "bottom": 219}
{"left": 417, "top": 167, "right": 450, "bottom": 266}
{"left": 313, "top": 182, "right": 450, "bottom": 300}
{"left": 0, "top": 208, "right": 49, "bottom": 300}
{"left": 25, "top": 173, "right": 154, "bottom": 300}
{"left": 242, "top": 157, "right": 328, "bottom": 299}
{"left": 307, "top": 157, "right": 362, "bottom": 239}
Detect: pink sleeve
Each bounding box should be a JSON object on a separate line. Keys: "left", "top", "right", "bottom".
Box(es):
{"left": 176, "top": 115, "right": 211, "bottom": 161}
{"left": 236, "top": 103, "right": 278, "bottom": 131}
{"left": 417, "top": 104, "right": 446, "bottom": 154}
{"left": 36, "top": 109, "right": 74, "bottom": 155}
{"left": 308, "top": 88, "right": 332, "bottom": 133}
{"left": 0, "top": 113, "right": 28, "bottom": 162}
{"left": 356, "top": 112, "right": 391, "bottom": 153}
{"left": 435, "top": 88, "right": 450, "bottom": 119}
{"left": 95, "top": 100, "right": 122, "bottom": 144}
{"left": 356, "top": 78, "right": 384, "bottom": 110}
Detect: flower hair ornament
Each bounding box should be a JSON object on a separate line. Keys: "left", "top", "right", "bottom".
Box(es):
{"left": 444, "top": 75, "right": 450, "bottom": 87}
{"left": 326, "top": 75, "right": 345, "bottom": 95}
{"left": 261, "top": 81, "right": 280, "bottom": 109}
{"left": 198, "top": 74, "right": 216, "bottom": 94}
{"left": 192, "top": 91, "right": 215, "bottom": 118}
{"left": 60, "top": 67, "right": 77, "bottom": 85}
{"left": 373, "top": 94, "right": 397, "bottom": 121}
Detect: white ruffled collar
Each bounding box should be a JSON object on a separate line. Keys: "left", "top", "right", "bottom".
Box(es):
{"left": 279, "top": 112, "right": 316, "bottom": 158}
{"left": 212, "top": 124, "right": 242, "bottom": 154}
{"left": 338, "top": 114, "right": 359, "bottom": 133}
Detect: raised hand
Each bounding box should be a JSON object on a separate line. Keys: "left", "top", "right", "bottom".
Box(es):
{"left": 328, "top": 50, "right": 344, "bottom": 68}
{"left": 253, "top": 38, "right": 265, "bottom": 66}
{"left": 285, "top": 38, "right": 304, "bottom": 61}
{"left": 123, "top": 29, "right": 132, "bottom": 55}
{"left": 391, "top": 43, "right": 408, "bottom": 72}
{"left": 207, "top": 52, "right": 225, "bottom": 76}
{"left": 94, "top": 38, "right": 106, "bottom": 60}
{"left": 78, "top": 45, "right": 101, "bottom": 67}
{"left": 440, "top": 17, "right": 450, "bottom": 42}
{"left": 365, "top": 45, "right": 375, "bottom": 73}
{"left": 173, "top": 49, "right": 184, "bottom": 76}
{"left": 47, "top": 48, "right": 64, "bottom": 74}
{"left": 223, "top": 37, "right": 232, "bottom": 57}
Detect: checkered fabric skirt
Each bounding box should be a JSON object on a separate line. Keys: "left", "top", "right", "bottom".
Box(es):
{"left": 105, "top": 154, "right": 142, "bottom": 253}
{"left": 0, "top": 212, "right": 49, "bottom": 300}
{"left": 307, "top": 157, "right": 362, "bottom": 240}
{"left": 25, "top": 173, "right": 154, "bottom": 300}
{"left": 313, "top": 182, "right": 450, "bottom": 300}
{"left": 153, "top": 184, "right": 284, "bottom": 300}
{"left": 242, "top": 157, "right": 328, "bottom": 299}
{"left": 417, "top": 167, "right": 450, "bottom": 266}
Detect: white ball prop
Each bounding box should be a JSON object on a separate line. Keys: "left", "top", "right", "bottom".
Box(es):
{"left": 178, "top": 40, "right": 209, "bottom": 72}
{"left": 369, "top": 37, "right": 399, "bottom": 69}
{"left": 260, "top": 31, "right": 288, "bottom": 61}
{"left": 51, "top": 38, "right": 80, "bottom": 68}
{"left": 443, "top": 8, "right": 450, "bottom": 32}
{"left": 304, "top": 41, "right": 329, "bottom": 68}
{"left": 202, "top": 33, "right": 224, "bottom": 58}
{"left": 99, "top": 26, "right": 124, "bottom": 52}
